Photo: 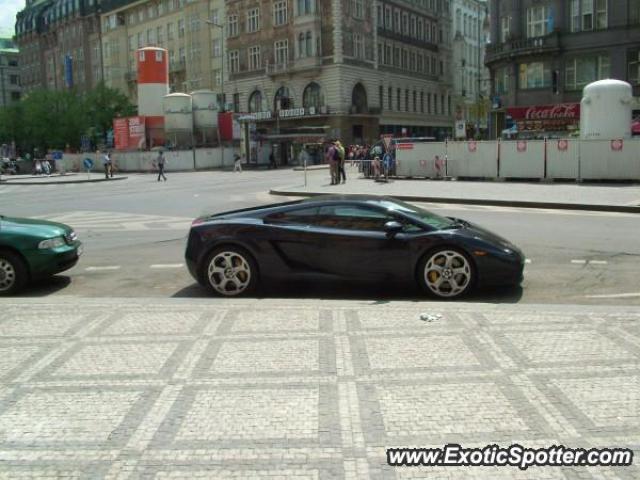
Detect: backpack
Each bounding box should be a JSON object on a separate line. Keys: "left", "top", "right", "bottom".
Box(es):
{"left": 332, "top": 147, "right": 340, "bottom": 161}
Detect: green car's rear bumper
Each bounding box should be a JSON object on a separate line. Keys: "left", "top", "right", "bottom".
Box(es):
{"left": 26, "top": 241, "right": 82, "bottom": 279}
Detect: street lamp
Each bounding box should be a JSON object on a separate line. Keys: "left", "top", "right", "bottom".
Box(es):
{"left": 205, "top": 20, "right": 225, "bottom": 167}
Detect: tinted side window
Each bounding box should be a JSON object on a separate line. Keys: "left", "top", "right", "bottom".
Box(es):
{"left": 265, "top": 207, "right": 318, "bottom": 225}
{"left": 316, "top": 205, "right": 392, "bottom": 231}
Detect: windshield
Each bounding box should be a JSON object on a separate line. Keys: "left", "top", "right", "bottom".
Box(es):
{"left": 373, "top": 199, "right": 456, "bottom": 229}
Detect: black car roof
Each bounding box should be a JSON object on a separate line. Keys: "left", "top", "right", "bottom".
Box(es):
{"left": 300, "top": 194, "right": 396, "bottom": 204}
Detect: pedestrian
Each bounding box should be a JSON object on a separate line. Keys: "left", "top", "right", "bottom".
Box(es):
{"left": 156, "top": 150, "right": 167, "bottom": 181}
{"left": 335, "top": 140, "right": 346, "bottom": 184}
{"left": 233, "top": 153, "right": 243, "bottom": 172}
{"left": 372, "top": 155, "right": 381, "bottom": 180}
{"left": 102, "top": 151, "right": 112, "bottom": 179}
{"left": 325, "top": 142, "right": 338, "bottom": 185}
{"left": 269, "top": 151, "right": 277, "bottom": 169}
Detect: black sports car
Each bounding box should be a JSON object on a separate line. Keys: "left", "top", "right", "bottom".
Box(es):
{"left": 185, "top": 195, "right": 525, "bottom": 298}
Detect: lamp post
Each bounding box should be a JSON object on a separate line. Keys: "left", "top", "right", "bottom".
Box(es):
{"left": 205, "top": 20, "right": 225, "bottom": 167}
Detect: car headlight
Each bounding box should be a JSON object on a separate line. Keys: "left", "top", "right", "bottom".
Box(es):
{"left": 38, "top": 237, "right": 66, "bottom": 249}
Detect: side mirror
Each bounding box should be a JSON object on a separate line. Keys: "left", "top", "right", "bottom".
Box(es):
{"left": 384, "top": 220, "right": 403, "bottom": 236}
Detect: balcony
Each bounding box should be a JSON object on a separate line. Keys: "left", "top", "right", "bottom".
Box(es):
{"left": 266, "top": 62, "right": 290, "bottom": 76}
{"left": 266, "top": 57, "right": 322, "bottom": 76}
{"left": 485, "top": 32, "right": 561, "bottom": 65}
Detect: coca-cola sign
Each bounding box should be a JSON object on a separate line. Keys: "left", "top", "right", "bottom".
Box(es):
{"left": 507, "top": 103, "right": 580, "bottom": 121}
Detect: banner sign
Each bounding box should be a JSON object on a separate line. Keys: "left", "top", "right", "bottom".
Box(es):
{"left": 507, "top": 103, "right": 580, "bottom": 132}
{"left": 112, "top": 116, "right": 146, "bottom": 150}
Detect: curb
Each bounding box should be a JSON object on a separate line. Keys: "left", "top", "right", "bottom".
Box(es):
{"left": 0, "top": 176, "right": 128, "bottom": 186}
{"left": 269, "top": 188, "right": 640, "bottom": 214}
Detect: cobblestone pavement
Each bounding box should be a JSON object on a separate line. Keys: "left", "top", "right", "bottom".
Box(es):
{"left": 0, "top": 298, "right": 638, "bottom": 480}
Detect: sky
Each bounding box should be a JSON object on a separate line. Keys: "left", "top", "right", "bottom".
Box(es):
{"left": 0, "top": 0, "right": 24, "bottom": 37}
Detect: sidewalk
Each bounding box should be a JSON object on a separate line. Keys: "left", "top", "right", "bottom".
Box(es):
{"left": 0, "top": 296, "right": 638, "bottom": 479}
{"left": 271, "top": 168, "right": 640, "bottom": 213}
{"left": 0, "top": 172, "right": 127, "bottom": 185}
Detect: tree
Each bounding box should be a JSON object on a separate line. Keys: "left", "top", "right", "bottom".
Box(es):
{"left": 0, "top": 84, "right": 136, "bottom": 155}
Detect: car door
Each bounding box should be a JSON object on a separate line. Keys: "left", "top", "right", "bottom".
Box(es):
{"left": 309, "top": 204, "right": 416, "bottom": 280}
{"left": 261, "top": 206, "right": 328, "bottom": 274}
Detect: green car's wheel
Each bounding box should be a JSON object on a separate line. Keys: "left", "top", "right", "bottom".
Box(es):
{"left": 0, "top": 250, "right": 28, "bottom": 295}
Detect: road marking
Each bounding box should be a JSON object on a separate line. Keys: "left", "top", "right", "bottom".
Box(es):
{"left": 571, "top": 259, "right": 587, "bottom": 264}
{"left": 585, "top": 292, "right": 640, "bottom": 299}
{"left": 589, "top": 260, "right": 608, "bottom": 265}
{"left": 525, "top": 259, "right": 532, "bottom": 264}
{"left": 150, "top": 263, "right": 184, "bottom": 269}
{"left": 85, "top": 266, "right": 121, "bottom": 271}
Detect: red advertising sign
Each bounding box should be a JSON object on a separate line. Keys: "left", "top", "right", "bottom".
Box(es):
{"left": 113, "top": 118, "right": 129, "bottom": 150}
{"left": 128, "top": 116, "right": 146, "bottom": 149}
{"left": 507, "top": 103, "right": 580, "bottom": 133}
{"left": 396, "top": 143, "right": 414, "bottom": 150}
{"left": 557, "top": 139, "right": 569, "bottom": 151}
{"left": 611, "top": 139, "right": 624, "bottom": 151}
{"left": 517, "top": 140, "right": 527, "bottom": 152}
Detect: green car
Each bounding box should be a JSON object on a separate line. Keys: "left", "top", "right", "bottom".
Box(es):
{"left": 0, "top": 215, "right": 82, "bottom": 295}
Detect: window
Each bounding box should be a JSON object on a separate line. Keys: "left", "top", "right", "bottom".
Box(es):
{"left": 228, "top": 50, "right": 239, "bottom": 73}
{"left": 137, "top": 32, "right": 144, "bottom": 48}
{"left": 248, "top": 90, "right": 263, "bottom": 112}
{"left": 384, "top": 44, "right": 391, "bottom": 65}
{"left": 274, "top": 86, "right": 292, "bottom": 109}
{"left": 305, "top": 31, "right": 313, "bottom": 56}
{"left": 274, "top": 0, "right": 288, "bottom": 26}
{"left": 526, "top": 5, "right": 549, "bottom": 38}
{"left": 500, "top": 16, "right": 511, "bottom": 42}
{"left": 178, "top": 19, "right": 185, "bottom": 37}
{"left": 297, "top": 0, "right": 314, "bottom": 15}
{"left": 157, "top": 26, "right": 163, "bottom": 44}
{"left": 227, "top": 15, "right": 238, "bottom": 36}
{"left": 167, "top": 23, "right": 174, "bottom": 40}
{"left": 405, "top": 89, "right": 409, "bottom": 111}
{"left": 631, "top": 0, "right": 640, "bottom": 25}
{"left": 248, "top": 46, "right": 261, "bottom": 70}
{"left": 210, "top": 8, "right": 219, "bottom": 24}
{"left": 495, "top": 66, "right": 510, "bottom": 94}
{"left": 128, "top": 35, "right": 134, "bottom": 51}
{"left": 519, "top": 62, "right": 551, "bottom": 89}
{"left": 565, "top": 55, "right": 610, "bottom": 90}
{"left": 420, "top": 91, "right": 424, "bottom": 113}
{"left": 396, "top": 88, "right": 401, "bottom": 110}
{"left": 570, "top": 0, "right": 607, "bottom": 32}
{"left": 233, "top": 93, "right": 240, "bottom": 113}
{"left": 11, "top": 91, "right": 21, "bottom": 101}
{"left": 379, "top": 85, "right": 383, "bottom": 111}
{"left": 315, "top": 205, "right": 394, "bottom": 231}
{"left": 393, "top": 10, "right": 400, "bottom": 32}
{"left": 377, "top": 5, "right": 383, "bottom": 27}
{"left": 402, "top": 13, "right": 408, "bottom": 34}
{"left": 265, "top": 207, "right": 319, "bottom": 225}
{"left": 354, "top": 33, "right": 364, "bottom": 59}
{"left": 247, "top": 8, "right": 260, "bottom": 32}
{"left": 410, "top": 16, "right": 416, "bottom": 37}
{"left": 212, "top": 38, "right": 221, "bottom": 57}
{"left": 213, "top": 69, "right": 222, "bottom": 86}
{"left": 303, "top": 82, "right": 323, "bottom": 108}
{"left": 274, "top": 39, "right": 289, "bottom": 65}
{"left": 384, "top": 6, "right": 391, "bottom": 28}
{"left": 9, "top": 75, "right": 19, "bottom": 85}
{"left": 388, "top": 86, "right": 392, "bottom": 110}
{"left": 353, "top": 0, "right": 363, "bottom": 19}
{"left": 417, "top": 19, "right": 423, "bottom": 39}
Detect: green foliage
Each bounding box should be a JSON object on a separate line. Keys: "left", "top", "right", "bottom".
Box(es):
{"left": 0, "top": 83, "right": 136, "bottom": 155}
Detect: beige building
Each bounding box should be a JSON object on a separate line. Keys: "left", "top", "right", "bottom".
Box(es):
{"left": 100, "top": 0, "right": 226, "bottom": 103}
{"left": 225, "top": 0, "right": 454, "bottom": 162}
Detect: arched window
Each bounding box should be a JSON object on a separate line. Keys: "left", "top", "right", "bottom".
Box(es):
{"left": 248, "top": 90, "right": 263, "bottom": 112}
{"left": 303, "top": 82, "right": 323, "bottom": 109}
{"left": 298, "top": 32, "right": 305, "bottom": 58}
{"left": 351, "top": 83, "right": 368, "bottom": 113}
{"left": 274, "top": 86, "right": 293, "bottom": 110}
{"left": 305, "top": 31, "right": 312, "bottom": 56}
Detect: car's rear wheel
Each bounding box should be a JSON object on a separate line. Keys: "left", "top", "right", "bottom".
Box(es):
{"left": 203, "top": 247, "right": 258, "bottom": 297}
{"left": 0, "top": 251, "right": 28, "bottom": 296}
{"left": 418, "top": 248, "right": 475, "bottom": 299}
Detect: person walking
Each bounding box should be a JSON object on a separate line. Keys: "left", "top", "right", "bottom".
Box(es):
{"left": 269, "top": 151, "right": 277, "bottom": 169}
{"left": 156, "top": 151, "right": 167, "bottom": 181}
{"left": 233, "top": 153, "right": 243, "bottom": 172}
{"left": 102, "top": 151, "right": 111, "bottom": 179}
{"left": 325, "top": 142, "right": 338, "bottom": 185}
{"left": 335, "top": 140, "right": 346, "bottom": 184}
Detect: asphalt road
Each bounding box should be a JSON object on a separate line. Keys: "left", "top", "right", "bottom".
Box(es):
{"left": 1, "top": 169, "right": 639, "bottom": 305}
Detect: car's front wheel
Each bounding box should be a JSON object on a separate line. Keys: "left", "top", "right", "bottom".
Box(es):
{"left": 0, "top": 251, "right": 28, "bottom": 296}
{"left": 418, "top": 248, "right": 475, "bottom": 299}
{"left": 203, "top": 246, "right": 258, "bottom": 297}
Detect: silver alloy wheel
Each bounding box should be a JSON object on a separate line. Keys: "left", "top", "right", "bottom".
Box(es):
{"left": 0, "top": 258, "right": 16, "bottom": 292}
{"left": 207, "top": 251, "right": 252, "bottom": 296}
{"left": 424, "top": 250, "right": 472, "bottom": 298}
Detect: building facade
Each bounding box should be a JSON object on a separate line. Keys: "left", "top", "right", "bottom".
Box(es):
{"left": 485, "top": 0, "right": 640, "bottom": 138}
{"left": 0, "top": 38, "right": 21, "bottom": 107}
{"left": 100, "top": 0, "right": 226, "bottom": 103}
{"left": 15, "top": 0, "right": 103, "bottom": 93}
{"left": 451, "top": 0, "right": 489, "bottom": 138}
{"left": 225, "top": 0, "right": 454, "bottom": 161}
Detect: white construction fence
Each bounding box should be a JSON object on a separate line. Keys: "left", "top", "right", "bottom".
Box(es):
{"left": 395, "top": 138, "right": 640, "bottom": 181}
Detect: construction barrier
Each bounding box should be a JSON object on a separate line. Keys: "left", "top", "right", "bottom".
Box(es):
{"left": 395, "top": 141, "right": 447, "bottom": 178}
{"left": 447, "top": 141, "right": 498, "bottom": 178}
{"left": 499, "top": 140, "right": 546, "bottom": 178}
